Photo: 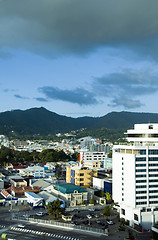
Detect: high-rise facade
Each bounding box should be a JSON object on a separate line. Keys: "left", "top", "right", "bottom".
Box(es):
{"left": 113, "top": 124, "right": 158, "bottom": 229}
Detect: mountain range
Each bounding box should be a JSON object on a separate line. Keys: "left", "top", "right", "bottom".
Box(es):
{"left": 0, "top": 107, "right": 158, "bottom": 136}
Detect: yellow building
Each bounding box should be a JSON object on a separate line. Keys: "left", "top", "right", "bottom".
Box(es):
{"left": 83, "top": 160, "right": 101, "bottom": 169}
{"left": 66, "top": 165, "right": 97, "bottom": 188}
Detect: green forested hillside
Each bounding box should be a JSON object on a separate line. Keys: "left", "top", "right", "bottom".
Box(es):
{"left": 0, "top": 107, "right": 157, "bottom": 137}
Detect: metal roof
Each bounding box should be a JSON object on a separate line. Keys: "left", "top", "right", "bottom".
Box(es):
{"left": 54, "top": 183, "right": 87, "bottom": 194}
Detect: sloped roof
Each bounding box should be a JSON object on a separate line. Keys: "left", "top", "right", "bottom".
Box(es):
{"left": 54, "top": 183, "right": 87, "bottom": 194}
{"left": 7, "top": 185, "right": 40, "bottom": 194}
{"left": 1, "top": 189, "right": 11, "bottom": 198}
{"left": 32, "top": 179, "right": 52, "bottom": 189}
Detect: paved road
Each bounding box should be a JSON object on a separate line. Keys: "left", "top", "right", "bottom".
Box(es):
{"left": 0, "top": 205, "right": 153, "bottom": 240}
{"left": 0, "top": 220, "right": 106, "bottom": 240}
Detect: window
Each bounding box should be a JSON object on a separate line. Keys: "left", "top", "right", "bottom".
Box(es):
{"left": 149, "top": 169, "right": 158, "bottom": 172}
{"left": 149, "top": 150, "right": 158, "bottom": 155}
{"left": 136, "top": 196, "right": 147, "bottom": 199}
{"left": 71, "top": 170, "right": 75, "bottom": 177}
{"left": 136, "top": 180, "right": 146, "bottom": 183}
{"left": 136, "top": 201, "right": 147, "bottom": 205}
{"left": 136, "top": 157, "right": 146, "bottom": 162}
{"left": 121, "top": 209, "right": 125, "bottom": 215}
{"left": 136, "top": 185, "right": 146, "bottom": 188}
{"left": 136, "top": 164, "right": 146, "bottom": 167}
{"left": 80, "top": 183, "right": 84, "bottom": 186}
{"left": 80, "top": 178, "right": 84, "bottom": 181}
{"left": 80, "top": 173, "right": 84, "bottom": 176}
{"left": 136, "top": 191, "right": 147, "bottom": 194}
{"left": 149, "top": 201, "right": 158, "bottom": 204}
{"left": 149, "top": 190, "right": 158, "bottom": 193}
{"left": 136, "top": 174, "right": 146, "bottom": 178}
{"left": 134, "top": 214, "right": 138, "bottom": 221}
{"left": 136, "top": 169, "right": 146, "bottom": 172}
{"left": 149, "top": 185, "right": 158, "bottom": 188}
{"left": 149, "top": 157, "right": 158, "bottom": 161}
{"left": 149, "top": 179, "right": 158, "bottom": 182}
{"left": 139, "top": 150, "right": 146, "bottom": 155}
{"left": 149, "top": 174, "right": 158, "bottom": 177}
{"left": 149, "top": 196, "right": 158, "bottom": 199}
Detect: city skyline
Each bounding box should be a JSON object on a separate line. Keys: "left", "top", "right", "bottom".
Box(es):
{"left": 1, "top": 0, "right": 158, "bottom": 117}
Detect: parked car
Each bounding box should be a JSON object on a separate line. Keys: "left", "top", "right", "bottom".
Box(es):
{"left": 96, "top": 220, "right": 101, "bottom": 224}
{"left": 106, "top": 220, "right": 113, "bottom": 225}
{"left": 86, "top": 214, "right": 92, "bottom": 219}
{"left": 36, "top": 212, "right": 45, "bottom": 216}
{"left": 88, "top": 208, "right": 95, "bottom": 212}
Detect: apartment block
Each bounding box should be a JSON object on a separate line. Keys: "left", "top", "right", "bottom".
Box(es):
{"left": 66, "top": 165, "right": 97, "bottom": 188}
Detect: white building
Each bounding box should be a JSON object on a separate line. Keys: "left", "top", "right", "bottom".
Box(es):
{"left": 79, "top": 151, "right": 107, "bottom": 168}
{"left": 18, "top": 166, "right": 45, "bottom": 178}
{"left": 113, "top": 123, "right": 158, "bottom": 230}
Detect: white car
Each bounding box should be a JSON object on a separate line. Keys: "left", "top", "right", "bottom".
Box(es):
{"left": 106, "top": 220, "right": 113, "bottom": 225}
{"left": 18, "top": 224, "right": 25, "bottom": 228}
{"left": 86, "top": 214, "right": 92, "bottom": 219}
{"left": 36, "top": 212, "right": 44, "bottom": 216}
{"left": 88, "top": 208, "right": 95, "bottom": 212}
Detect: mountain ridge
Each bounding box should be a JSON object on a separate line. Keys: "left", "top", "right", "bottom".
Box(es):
{"left": 0, "top": 107, "right": 158, "bottom": 136}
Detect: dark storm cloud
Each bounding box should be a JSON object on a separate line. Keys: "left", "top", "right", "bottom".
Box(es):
{"left": 1, "top": 0, "right": 158, "bottom": 58}
{"left": 14, "top": 94, "right": 29, "bottom": 99}
{"left": 38, "top": 86, "right": 98, "bottom": 105}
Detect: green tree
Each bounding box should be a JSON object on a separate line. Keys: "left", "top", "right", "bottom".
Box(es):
{"left": 102, "top": 205, "right": 112, "bottom": 219}
{"left": 46, "top": 199, "right": 64, "bottom": 219}
{"left": 107, "top": 152, "right": 112, "bottom": 158}
{"left": 95, "top": 190, "right": 105, "bottom": 197}
{"left": 105, "top": 192, "right": 112, "bottom": 202}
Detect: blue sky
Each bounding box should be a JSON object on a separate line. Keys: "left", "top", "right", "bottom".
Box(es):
{"left": 1, "top": 0, "right": 158, "bottom": 117}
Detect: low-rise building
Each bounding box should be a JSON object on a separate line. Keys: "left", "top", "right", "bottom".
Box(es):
{"left": 25, "top": 192, "right": 43, "bottom": 207}
{"left": 38, "top": 191, "right": 65, "bottom": 208}
{"left": 10, "top": 178, "right": 27, "bottom": 188}
{"left": 18, "top": 166, "right": 45, "bottom": 178}
{"left": 52, "top": 183, "right": 88, "bottom": 207}
{"left": 93, "top": 176, "right": 112, "bottom": 195}
{"left": 66, "top": 165, "right": 97, "bottom": 188}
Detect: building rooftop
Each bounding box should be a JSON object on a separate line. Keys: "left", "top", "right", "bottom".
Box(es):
{"left": 54, "top": 183, "right": 87, "bottom": 194}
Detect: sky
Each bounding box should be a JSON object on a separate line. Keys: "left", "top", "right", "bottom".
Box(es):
{"left": 1, "top": 0, "right": 158, "bottom": 118}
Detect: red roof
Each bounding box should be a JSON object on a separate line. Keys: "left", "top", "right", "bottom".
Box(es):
{"left": 13, "top": 166, "right": 27, "bottom": 169}
{"left": 8, "top": 186, "right": 40, "bottom": 195}
{"left": 1, "top": 189, "right": 12, "bottom": 198}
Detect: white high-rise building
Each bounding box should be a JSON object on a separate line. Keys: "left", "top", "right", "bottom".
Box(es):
{"left": 113, "top": 123, "right": 158, "bottom": 230}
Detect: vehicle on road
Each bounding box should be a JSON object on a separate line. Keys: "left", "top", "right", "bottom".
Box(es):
{"left": 88, "top": 208, "right": 95, "bottom": 211}
{"left": 18, "top": 224, "right": 25, "bottom": 228}
{"left": 106, "top": 220, "right": 113, "bottom": 225}
{"left": 36, "top": 212, "right": 45, "bottom": 216}
{"left": 86, "top": 214, "right": 92, "bottom": 219}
